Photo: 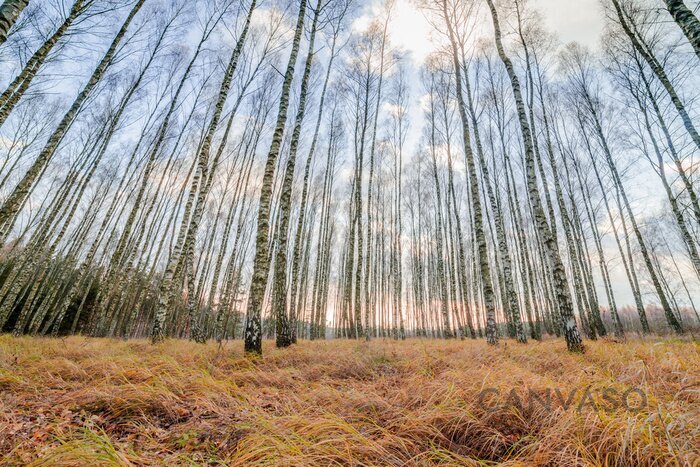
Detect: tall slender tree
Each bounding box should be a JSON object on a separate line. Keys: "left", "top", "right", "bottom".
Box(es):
{"left": 244, "top": 0, "right": 308, "bottom": 355}
{"left": 485, "top": 0, "right": 584, "bottom": 352}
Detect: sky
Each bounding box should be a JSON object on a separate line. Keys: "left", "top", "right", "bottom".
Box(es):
{"left": 531, "top": 0, "right": 604, "bottom": 50}
{"left": 353, "top": 0, "right": 605, "bottom": 68}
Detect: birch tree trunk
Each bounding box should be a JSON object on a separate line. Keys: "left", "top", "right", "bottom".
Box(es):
{"left": 464, "top": 69, "right": 524, "bottom": 343}
{"left": 288, "top": 11, "right": 345, "bottom": 343}
{"left": 576, "top": 78, "right": 683, "bottom": 333}
{"left": 611, "top": 0, "right": 700, "bottom": 152}
{"left": 427, "top": 76, "right": 452, "bottom": 339}
{"left": 486, "top": 0, "right": 584, "bottom": 352}
{"left": 663, "top": 0, "right": 700, "bottom": 59}
{"left": 271, "top": 0, "right": 320, "bottom": 347}
{"left": 0, "top": 0, "right": 145, "bottom": 248}
{"left": 0, "top": 0, "right": 28, "bottom": 43}
{"left": 151, "top": 0, "right": 257, "bottom": 343}
{"left": 363, "top": 13, "right": 390, "bottom": 341}
{"left": 443, "top": 0, "right": 497, "bottom": 344}
{"left": 626, "top": 74, "right": 700, "bottom": 281}
{"left": 0, "top": 0, "right": 89, "bottom": 129}
{"left": 244, "top": 0, "right": 307, "bottom": 355}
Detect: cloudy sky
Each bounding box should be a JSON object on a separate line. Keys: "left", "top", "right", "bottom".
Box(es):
{"left": 353, "top": 0, "right": 604, "bottom": 66}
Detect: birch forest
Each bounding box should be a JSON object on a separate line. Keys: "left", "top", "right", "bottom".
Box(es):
{"left": 1, "top": 0, "right": 698, "bottom": 351}
{"left": 0, "top": 0, "right": 699, "bottom": 463}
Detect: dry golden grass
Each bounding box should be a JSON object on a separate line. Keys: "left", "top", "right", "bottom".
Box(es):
{"left": 0, "top": 335, "right": 698, "bottom": 466}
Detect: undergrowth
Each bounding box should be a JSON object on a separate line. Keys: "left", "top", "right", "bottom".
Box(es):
{"left": 0, "top": 336, "right": 698, "bottom": 465}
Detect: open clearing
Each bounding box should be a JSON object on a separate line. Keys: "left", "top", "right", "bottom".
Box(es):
{"left": 0, "top": 336, "right": 698, "bottom": 465}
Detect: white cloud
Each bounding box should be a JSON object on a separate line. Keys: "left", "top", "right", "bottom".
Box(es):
{"left": 531, "top": 0, "right": 604, "bottom": 49}
{"left": 352, "top": 0, "right": 434, "bottom": 66}
{"left": 387, "top": 0, "right": 434, "bottom": 64}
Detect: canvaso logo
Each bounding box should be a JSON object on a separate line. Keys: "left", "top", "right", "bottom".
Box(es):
{"left": 476, "top": 386, "right": 647, "bottom": 414}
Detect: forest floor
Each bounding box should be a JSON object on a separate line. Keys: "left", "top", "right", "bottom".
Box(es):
{"left": 0, "top": 335, "right": 698, "bottom": 466}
